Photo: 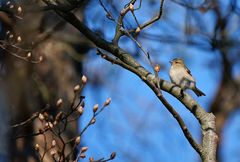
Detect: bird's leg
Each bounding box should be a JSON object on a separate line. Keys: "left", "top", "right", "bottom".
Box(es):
{"left": 176, "top": 85, "right": 185, "bottom": 99}
{"left": 171, "top": 84, "right": 185, "bottom": 99}
{"left": 179, "top": 89, "right": 185, "bottom": 99}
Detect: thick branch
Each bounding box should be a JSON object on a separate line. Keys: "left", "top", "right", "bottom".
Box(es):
{"left": 55, "top": 10, "right": 217, "bottom": 162}
{"left": 100, "top": 53, "right": 217, "bottom": 162}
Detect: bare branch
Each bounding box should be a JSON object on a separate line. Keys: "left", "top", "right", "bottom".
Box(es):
{"left": 99, "top": 51, "right": 203, "bottom": 155}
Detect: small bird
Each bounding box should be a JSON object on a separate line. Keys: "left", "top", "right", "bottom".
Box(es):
{"left": 169, "top": 58, "right": 205, "bottom": 97}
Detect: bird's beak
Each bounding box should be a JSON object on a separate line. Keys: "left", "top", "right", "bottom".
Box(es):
{"left": 169, "top": 61, "right": 173, "bottom": 64}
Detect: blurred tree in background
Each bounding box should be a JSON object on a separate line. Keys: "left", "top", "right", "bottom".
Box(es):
{"left": 0, "top": 0, "right": 240, "bottom": 162}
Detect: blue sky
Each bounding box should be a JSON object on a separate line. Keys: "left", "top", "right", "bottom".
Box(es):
{"left": 79, "top": 0, "right": 240, "bottom": 162}
{"left": 80, "top": 51, "right": 213, "bottom": 162}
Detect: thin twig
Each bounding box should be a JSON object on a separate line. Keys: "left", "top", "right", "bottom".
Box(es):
{"left": 128, "top": 0, "right": 165, "bottom": 33}
{"left": 11, "top": 105, "right": 50, "bottom": 128}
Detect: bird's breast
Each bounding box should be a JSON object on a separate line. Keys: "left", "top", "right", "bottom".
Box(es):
{"left": 169, "top": 66, "right": 185, "bottom": 85}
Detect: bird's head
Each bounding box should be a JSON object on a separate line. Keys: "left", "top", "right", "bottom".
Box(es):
{"left": 169, "top": 58, "right": 184, "bottom": 66}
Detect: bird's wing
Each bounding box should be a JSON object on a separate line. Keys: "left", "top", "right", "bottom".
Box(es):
{"left": 184, "top": 65, "right": 192, "bottom": 76}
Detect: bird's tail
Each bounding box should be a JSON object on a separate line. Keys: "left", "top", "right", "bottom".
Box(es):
{"left": 193, "top": 87, "right": 205, "bottom": 97}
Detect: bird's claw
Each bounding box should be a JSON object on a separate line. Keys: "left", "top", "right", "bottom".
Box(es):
{"left": 178, "top": 89, "right": 185, "bottom": 100}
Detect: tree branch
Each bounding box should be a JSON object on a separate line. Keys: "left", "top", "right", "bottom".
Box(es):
{"left": 53, "top": 8, "right": 217, "bottom": 162}
{"left": 99, "top": 52, "right": 203, "bottom": 155}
